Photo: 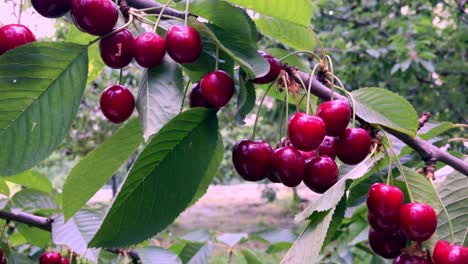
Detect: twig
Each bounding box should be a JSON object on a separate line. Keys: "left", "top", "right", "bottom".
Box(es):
{"left": 418, "top": 112, "right": 431, "bottom": 130}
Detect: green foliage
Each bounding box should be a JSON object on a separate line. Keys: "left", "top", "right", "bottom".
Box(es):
{"left": 1, "top": 170, "right": 52, "bottom": 194}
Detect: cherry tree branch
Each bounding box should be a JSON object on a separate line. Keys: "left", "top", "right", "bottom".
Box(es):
{"left": 127, "top": 0, "right": 186, "bottom": 17}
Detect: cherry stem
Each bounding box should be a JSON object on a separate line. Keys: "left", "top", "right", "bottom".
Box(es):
{"left": 282, "top": 75, "right": 290, "bottom": 138}
{"left": 325, "top": 55, "right": 335, "bottom": 90}
{"left": 278, "top": 99, "right": 284, "bottom": 143}
{"left": 180, "top": 81, "right": 191, "bottom": 113}
{"left": 429, "top": 178, "right": 455, "bottom": 243}
{"left": 88, "top": 14, "right": 134, "bottom": 46}
{"left": 332, "top": 83, "right": 356, "bottom": 128}
{"left": 184, "top": 0, "right": 190, "bottom": 26}
{"left": 215, "top": 46, "right": 220, "bottom": 71}
{"left": 310, "top": 27, "right": 327, "bottom": 59}
{"left": 0, "top": 221, "right": 7, "bottom": 242}
{"left": 385, "top": 148, "right": 393, "bottom": 185}
{"left": 153, "top": 0, "right": 173, "bottom": 33}
{"left": 304, "top": 64, "right": 319, "bottom": 115}
{"left": 119, "top": 69, "right": 123, "bottom": 85}
{"left": 252, "top": 83, "right": 274, "bottom": 140}
{"left": 17, "top": 0, "right": 24, "bottom": 24}
{"left": 454, "top": 123, "right": 468, "bottom": 128}
{"left": 278, "top": 50, "right": 322, "bottom": 63}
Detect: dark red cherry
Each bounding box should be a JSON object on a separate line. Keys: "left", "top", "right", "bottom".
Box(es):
{"left": 433, "top": 240, "right": 468, "bottom": 264}
{"left": 393, "top": 254, "right": 429, "bottom": 264}
{"left": 0, "top": 24, "right": 36, "bottom": 55}
{"left": 189, "top": 83, "right": 212, "bottom": 108}
{"left": 299, "top": 150, "right": 316, "bottom": 161}
{"left": 100, "top": 85, "right": 135, "bottom": 123}
{"left": 32, "top": 0, "right": 72, "bottom": 18}
{"left": 288, "top": 112, "right": 326, "bottom": 151}
{"left": 165, "top": 25, "right": 202, "bottom": 63}
{"left": 253, "top": 51, "right": 281, "bottom": 84}
{"left": 0, "top": 256, "right": 6, "bottom": 264}
{"left": 133, "top": 32, "right": 165, "bottom": 68}
{"left": 318, "top": 136, "right": 337, "bottom": 159}
{"left": 200, "top": 70, "right": 234, "bottom": 108}
{"left": 317, "top": 100, "right": 351, "bottom": 137}
{"left": 400, "top": 203, "right": 437, "bottom": 242}
{"left": 336, "top": 128, "right": 372, "bottom": 165}
{"left": 271, "top": 147, "right": 305, "bottom": 187}
{"left": 61, "top": 258, "right": 70, "bottom": 264}
{"left": 40, "top": 251, "right": 62, "bottom": 264}
{"left": 232, "top": 139, "right": 272, "bottom": 182}
{"left": 303, "top": 156, "right": 338, "bottom": 193}
{"left": 367, "top": 183, "right": 404, "bottom": 218}
{"left": 276, "top": 137, "right": 292, "bottom": 148}
{"left": 99, "top": 29, "right": 134, "bottom": 69}
{"left": 71, "top": 0, "right": 118, "bottom": 36}
{"left": 368, "top": 228, "right": 406, "bottom": 259}
{"left": 267, "top": 172, "right": 281, "bottom": 183}
{"left": 368, "top": 211, "right": 400, "bottom": 233}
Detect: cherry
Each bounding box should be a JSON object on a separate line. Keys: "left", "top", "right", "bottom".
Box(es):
{"left": 399, "top": 202, "right": 437, "bottom": 242}
{"left": 432, "top": 240, "right": 468, "bottom": 264}
{"left": 271, "top": 147, "right": 305, "bottom": 187}
{"left": 100, "top": 85, "right": 135, "bottom": 123}
{"left": 0, "top": 256, "right": 5, "bottom": 264}
{"left": 165, "top": 25, "right": 202, "bottom": 63}
{"left": 32, "top": 0, "right": 72, "bottom": 18}
{"left": 232, "top": 139, "right": 273, "bottom": 182}
{"left": 99, "top": 29, "right": 134, "bottom": 69}
{"left": 253, "top": 51, "right": 281, "bottom": 84}
{"left": 267, "top": 172, "right": 281, "bottom": 183}
{"left": 288, "top": 112, "right": 326, "bottom": 151}
{"left": 0, "top": 24, "right": 36, "bottom": 55}
{"left": 367, "top": 183, "right": 404, "bottom": 218}
{"left": 40, "top": 251, "right": 62, "bottom": 264}
{"left": 299, "top": 150, "right": 316, "bottom": 161}
{"left": 368, "top": 228, "right": 406, "bottom": 259}
{"left": 71, "top": 0, "right": 118, "bottom": 36}
{"left": 277, "top": 137, "right": 315, "bottom": 161}
{"left": 368, "top": 211, "right": 399, "bottom": 233}
{"left": 61, "top": 259, "right": 70, "bottom": 264}
{"left": 336, "top": 128, "right": 372, "bottom": 165}
{"left": 200, "top": 70, "right": 234, "bottom": 108}
{"left": 318, "top": 136, "right": 337, "bottom": 159}
{"left": 189, "top": 83, "right": 212, "bottom": 108}
{"left": 317, "top": 99, "right": 351, "bottom": 137}
{"left": 133, "top": 32, "right": 166, "bottom": 68}
{"left": 303, "top": 156, "right": 339, "bottom": 193}
{"left": 393, "top": 254, "right": 429, "bottom": 264}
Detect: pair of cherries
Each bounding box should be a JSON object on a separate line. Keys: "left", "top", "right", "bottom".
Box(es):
{"left": 39, "top": 251, "right": 69, "bottom": 264}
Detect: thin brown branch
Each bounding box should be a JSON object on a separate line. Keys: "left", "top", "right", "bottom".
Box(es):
{"left": 418, "top": 112, "right": 431, "bottom": 130}
{"left": 127, "top": 0, "right": 186, "bottom": 18}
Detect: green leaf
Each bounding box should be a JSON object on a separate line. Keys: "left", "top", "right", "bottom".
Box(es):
{"left": 266, "top": 242, "right": 293, "bottom": 253}
{"left": 135, "top": 247, "right": 182, "bottom": 264}
{"left": 52, "top": 210, "right": 103, "bottom": 263}
{"left": 62, "top": 118, "right": 143, "bottom": 220}
{"left": 217, "top": 233, "right": 248, "bottom": 247}
{"left": 225, "top": 0, "right": 313, "bottom": 27}
{"left": 7, "top": 251, "right": 33, "bottom": 264}
{"left": 419, "top": 121, "right": 454, "bottom": 140}
{"left": 2, "top": 170, "right": 52, "bottom": 193}
{"left": 17, "top": 223, "right": 51, "bottom": 248}
{"left": 235, "top": 72, "right": 256, "bottom": 124}
{"left": 351, "top": 88, "right": 418, "bottom": 137}
{"left": 89, "top": 108, "right": 220, "bottom": 247}
{"left": 402, "top": 166, "right": 441, "bottom": 209}
{"left": 323, "top": 195, "right": 347, "bottom": 247}
{"left": 256, "top": 16, "right": 318, "bottom": 51}
{"left": 137, "top": 58, "right": 184, "bottom": 141}
{"left": 241, "top": 249, "right": 262, "bottom": 264}
{"left": 178, "top": 241, "right": 212, "bottom": 264}
{"left": 265, "top": 48, "right": 311, "bottom": 72}
{"left": 0, "top": 42, "right": 88, "bottom": 176}
{"left": 11, "top": 189, "right": 57, "bottom": 212}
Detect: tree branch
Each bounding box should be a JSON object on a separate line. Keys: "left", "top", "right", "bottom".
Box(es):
{"left": 127, "top": 0, "right": 186, "bottom": 18}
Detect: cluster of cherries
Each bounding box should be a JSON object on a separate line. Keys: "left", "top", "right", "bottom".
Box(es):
{"left": 367, "top": 183, "right": 468, "bottom": 263}
{"left": 39, "top": 251, "right": 69, "bottom": 264}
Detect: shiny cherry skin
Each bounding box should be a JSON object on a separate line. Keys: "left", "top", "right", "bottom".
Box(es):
{"left": 200, "top": 70, "right": 234, "bottom": 108}
{"left": 267, "top": 172, "right": 281, "bottom": 183}
{"left": 303, "top": 156, "right": 339, "bottom": 193}
{"left": 0, "top": 24, "right": 36, "bottom": 55}
{"left": 336, "top": 128, "right": 372, "bottom": 165}
{"left": 133, "top": 32, "right": 166, "bottom": 68}
{"left": 71, "top": 0, "right": 118, "bottom": 36}
{"left": 432, "top": 240, "right": 468, "bottom": 264}
{"left": 271, "top": 147, "right": 306, "bottom": 187}
{"left": 288, "top": 112, "right": 326, "bottom": 151}
{"left": 100, "top": 85, "right": 135, "bottom": 123}
{"left": 165, "top": 25, "right": 202, "bottom": 63}
{"left": 368, "top": 211, "right": 400, "bottom": 233}
{"left": 99, "top": 29, "right": 134, "bottom": 69}
{"left": 189, "top": 83, "right": 212, "bottom": 108}
{"left": 367, "top": 183, "right": 404, "bottom": 218}
{"left": 61, "top": 259, "right": 70, "bottom": 264}
{"left": 317, "top": 99, "right": 352, "bottom": 137}
{"left": 400, "top": 202, "right": 437, "bottom": 242}
{"left": 40, "top": 251, "right": 62, "bottom": 264}
{"left": 393, "top": 254, "right": 429, "bottom": 264}
{"left": 232, "top": 139, "right": 273, "bottom": 182}
{"left": 368, "top": 228, "right": 406, "bottom": 259}
{"left": 318, "top": 136, "right": 337, "bottom": 159}
{"left": 0, "top": 256, "right": 5, "bottom": 264}
{"left": 253, "top": 51, "right": 281, "bottom": 84}
{"left": 32, "top": 0, "right": 72, "bottom": 18}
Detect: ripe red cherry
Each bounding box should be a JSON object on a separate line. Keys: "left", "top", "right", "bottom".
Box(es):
{"left": 336, "top": 128, "right": 372, "bottom": 165}
{"left": 317, "top": 100, "right": 351, "bottom": 137}
{"left": 71, "top": 0, "right": 118, "bottom": 36}
{"left": 368, "top": 228, "right": 406, "bottom": 259}
{"left": 40, "top": 251, "right": 62, "bottom": 264}
{"left": 267, "top": 172, "right": 281, "bottom": 183}
{"left": 0, "top": 256, "right": 5, "bottom": 264}
{"left": 318, "top": 136, "right": 337, "bottom": 159}
{"left": 100, "top": 85, "right": 135, "bottom": 123}
{"left": 61, "top": 258, "right": 70, "bottom": 264}
{"left": 0, "top": 24, "right": 36, "bottom": 55}
{"left": 393, "top": 254, "right": 429, "bottom": 264}
{"left": 271, "top": 147, "right": 305, "bottom": 187}
{"left": 277, "top": 137, "right": 315, "bottom": 160}
{"left": 232, "top": 139, "right": 272, "bottom": 182}
{"left": 99, "top": 29, "right": 134, "bottom": 69}
{"left": 32, "top": 0, "right": 72, "bottom": 18}
{"left": 368, "top": 211, "right": 400, "bottom": 233}
{"left": 200, "top": 70, "right": 234, "bottom": 108}
{"left": 400, "top": 203, "right": 437, "bottom": 242}
{"left": 165, "top": 25, "right": 202, "bottom": 63}
{"left": 303, "top": 156, "right": 338, "bottom": 193}
{"left": 133, "top": 32, "right": 166, "bottom": 68}
{"left": 432, "top": 240, "right": 468, "bottom": 264}
{"left": 367, "top": 183, "right": 404, "bottom": 218}
{"left": 253, "top": 51, "right": 281, "bottom": 84}
{"left": 288, "top": 112, "right": 326, "bottom": 151}
{"left": 299, "top": 150, "right": 316, "bottom": 161}
{"left": 189, "top": 83, "right": 212, "bottom": 108}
